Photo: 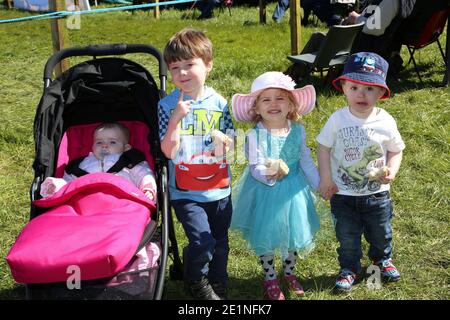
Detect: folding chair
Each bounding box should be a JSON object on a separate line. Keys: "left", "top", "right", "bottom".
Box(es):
{"left": 287, "top": 22, "right": 364, "bottom": 83}
{"left": 402, "top": 7, "right": 450, "bottom": 85}
{"left": 218, "top": 0, "right": 232, "bottom": 17}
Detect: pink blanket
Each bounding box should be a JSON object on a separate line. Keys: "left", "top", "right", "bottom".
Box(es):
{"left": 6, "top": 173, "right": 156, "bottom": 284}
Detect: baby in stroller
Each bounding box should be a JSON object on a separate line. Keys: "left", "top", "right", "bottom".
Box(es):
{"left": 40, "top": 122, "right": 157, "bottom": 201}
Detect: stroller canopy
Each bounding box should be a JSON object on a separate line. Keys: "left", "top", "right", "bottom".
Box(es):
{"left": 33, "top": 57, "right": 161, "bottom": 182}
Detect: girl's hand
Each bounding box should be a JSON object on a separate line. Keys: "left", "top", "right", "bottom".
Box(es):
{"left": 171, "top": 91, "right": 190, "bottom": 123}
{"left": 275, "top": 160, "right": 289, "bottom": 181}
{"left": 318, "top": 180, "right": 338, "bottom": 200}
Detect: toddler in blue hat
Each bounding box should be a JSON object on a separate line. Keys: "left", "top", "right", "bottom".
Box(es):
{"left": 316, "top": 52, "right": 405, "bottom": 291}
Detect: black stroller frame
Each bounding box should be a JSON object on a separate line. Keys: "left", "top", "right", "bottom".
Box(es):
{"left": 27, "top": 44, "right": 183, "bottom": 300}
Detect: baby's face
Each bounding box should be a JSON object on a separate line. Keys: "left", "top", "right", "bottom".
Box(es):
{"left": 92, "top": 128, "right": 130, "bottom": 159}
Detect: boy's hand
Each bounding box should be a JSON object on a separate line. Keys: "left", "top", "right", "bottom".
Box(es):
{"left": 318, "top": 180, "right": 338, "bottom": 200}
{"left": 171, "top": 91, "right": 190, "bottom": 123}
{"left": 378, "top": 167, "right": 396, "bottom": 184}
{"left": 368, "top": 166, "right": 395, "bottom": 184}
{"left": 211, "top": 130, "right": 233, "bottom": 157}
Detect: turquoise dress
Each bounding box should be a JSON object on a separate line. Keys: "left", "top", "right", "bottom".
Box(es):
{"left": 231, "top": 123, "right": 320, "bottom": 257}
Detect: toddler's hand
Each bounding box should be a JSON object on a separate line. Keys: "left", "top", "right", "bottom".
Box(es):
{"left": 171, "top": 90, "right": 191, "bottom": 123}
{"left": 275, "top": 159, "right": 289, "bottom": 181}
{"left": 318, "top": 180, "right": 338, "bottom": 200}
{"left": 378, "top": 167, "right": 396, "bottom": 185}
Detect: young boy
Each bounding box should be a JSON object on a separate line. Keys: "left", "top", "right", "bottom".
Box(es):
{"left": 316, "top": 52, "right": 405, "bottom": 291}
{"left": 158, "top": 28, "right": 234, "bottom": 300}
{"left": 40, "top": 122, "right": 156, "bottom": 200}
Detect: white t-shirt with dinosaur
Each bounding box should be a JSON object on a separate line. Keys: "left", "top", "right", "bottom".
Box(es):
{"left": 316, "top": 106, "right": 405, "bottom": 196}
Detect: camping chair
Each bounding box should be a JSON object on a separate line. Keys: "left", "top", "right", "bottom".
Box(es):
{"left": 287, "top": 22, "right": 364, "bottom": 84}
{"left": 218, "top": 0, "right": 232, "bottom": 17}
{"left": 402, "top": 7, "right": 450, "bottom": 85}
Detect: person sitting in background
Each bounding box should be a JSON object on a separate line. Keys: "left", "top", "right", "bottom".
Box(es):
{"left": 343, "top": 0, "right": 448, "bottom": 78}
{"left": 273, "top": 0, "right": 346, "bottom": 26}
{"left": 197, "top": 0, "right": 222, "bottom": 19}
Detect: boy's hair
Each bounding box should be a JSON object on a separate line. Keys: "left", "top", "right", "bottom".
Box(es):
{"left": 94, "top": 122, "right": 130, "bottom": 142}
{"left": 163, "top": 28, "right": 213, "bottom": 65}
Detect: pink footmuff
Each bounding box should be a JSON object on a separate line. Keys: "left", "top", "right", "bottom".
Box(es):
{"left": 6, "top": 173, "right": 156, "bottom": 284}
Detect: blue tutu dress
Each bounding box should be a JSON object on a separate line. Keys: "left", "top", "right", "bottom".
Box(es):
{"left": 231, "top": 122, "right": 320, "bottom": 257}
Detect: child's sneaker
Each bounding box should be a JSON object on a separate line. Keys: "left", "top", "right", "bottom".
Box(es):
{"left": 284, "top": 275, "right": 305, "bottom": 296}
{"left": 185, "top": 276, "right": 221, "bottom": 300}
{"left": 335, "top": 268, "right": 359, "bottom": 292}
{"left": 211, "top": 282, "right": 227, "bottom": 300}
{"left": 263, "top": 279, "right": 285, "bottom": 300}
{"left": 373, "top": 258, "right": 401, "bottom": 282}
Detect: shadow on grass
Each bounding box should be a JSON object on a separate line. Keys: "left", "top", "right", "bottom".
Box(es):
{"left": 0, "top": 274, "right": 338, "bottom": 300}
{"left": 163, "top": 273, "right": 338, "bottom": 300}
{"left": 0, "top": 284, "right": 26, "bottom": 300}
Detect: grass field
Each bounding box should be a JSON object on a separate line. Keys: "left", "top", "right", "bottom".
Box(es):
{"left": 0, "top": 3, "right": 449, "bottom": 300}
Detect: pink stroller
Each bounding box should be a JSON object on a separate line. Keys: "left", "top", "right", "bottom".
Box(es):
{"left": 6, "top": 44, "right": 183, "bottom": 299}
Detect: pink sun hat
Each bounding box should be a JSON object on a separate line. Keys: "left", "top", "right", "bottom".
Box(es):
{"left": 232, "top": 72, "right": 316, "bottom": 122}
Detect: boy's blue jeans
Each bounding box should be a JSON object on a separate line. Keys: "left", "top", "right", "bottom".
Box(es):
{"left": 330, "top": 191, "right": 394, "bottom": 273}
{"left": 171, "top": 195, "right": 232, "bottom": 284}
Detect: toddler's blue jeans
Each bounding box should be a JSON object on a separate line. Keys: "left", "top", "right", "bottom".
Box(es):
{"left": 330, "top": 191, "right": 394, "bottom": 273}
{"left": 171, "top": 195, "right": 232, "bottom": 284}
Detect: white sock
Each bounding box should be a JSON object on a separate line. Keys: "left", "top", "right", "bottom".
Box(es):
{"left": 259, "top": 254, "right": 276, "bottom": 280}
{"left": 283, "top": 251, "right": 297, "bottom": 276}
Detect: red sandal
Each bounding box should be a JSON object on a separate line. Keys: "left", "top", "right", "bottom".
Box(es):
{"left": 284, "top": 275, "right": 305, "bottom": 296}
{"left": 263, "top": 279, "right": 285, "bottom": 300}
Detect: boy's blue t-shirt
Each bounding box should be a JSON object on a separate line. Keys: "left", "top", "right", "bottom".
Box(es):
{"left": 158, "top": 87, "right": 235, "bottom": 202}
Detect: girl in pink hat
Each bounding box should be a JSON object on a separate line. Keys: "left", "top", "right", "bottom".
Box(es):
{"left": 231, "top": 72, "right": 327, "bottom": 300}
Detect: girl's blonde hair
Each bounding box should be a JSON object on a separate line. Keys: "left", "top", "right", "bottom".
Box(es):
{"left": 248, "top": 89, "right": 301, "bottom": 123}
{"left": 163, "top": 28, "right": 213, "bottom": 65}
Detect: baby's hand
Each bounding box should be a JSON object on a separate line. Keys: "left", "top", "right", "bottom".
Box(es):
{"left": 40, "top": 177, "right": 67, "bottom": 197}
{"left": 144, "top": 190, "right": 155, "bottom": 201}
{"left": 142, "top": 183, "right": 156, "bottom": 202}
{"left": 171, "top": 90, "right": 190, "bottom": 123}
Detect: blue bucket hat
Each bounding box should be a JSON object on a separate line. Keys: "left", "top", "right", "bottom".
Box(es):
{"left": 332, "top": 52, "right": 390, "bottom": 99}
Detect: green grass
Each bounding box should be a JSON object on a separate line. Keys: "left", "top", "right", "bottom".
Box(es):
{"left": 0, "top": 4, "right": 449, "bottom": 300}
